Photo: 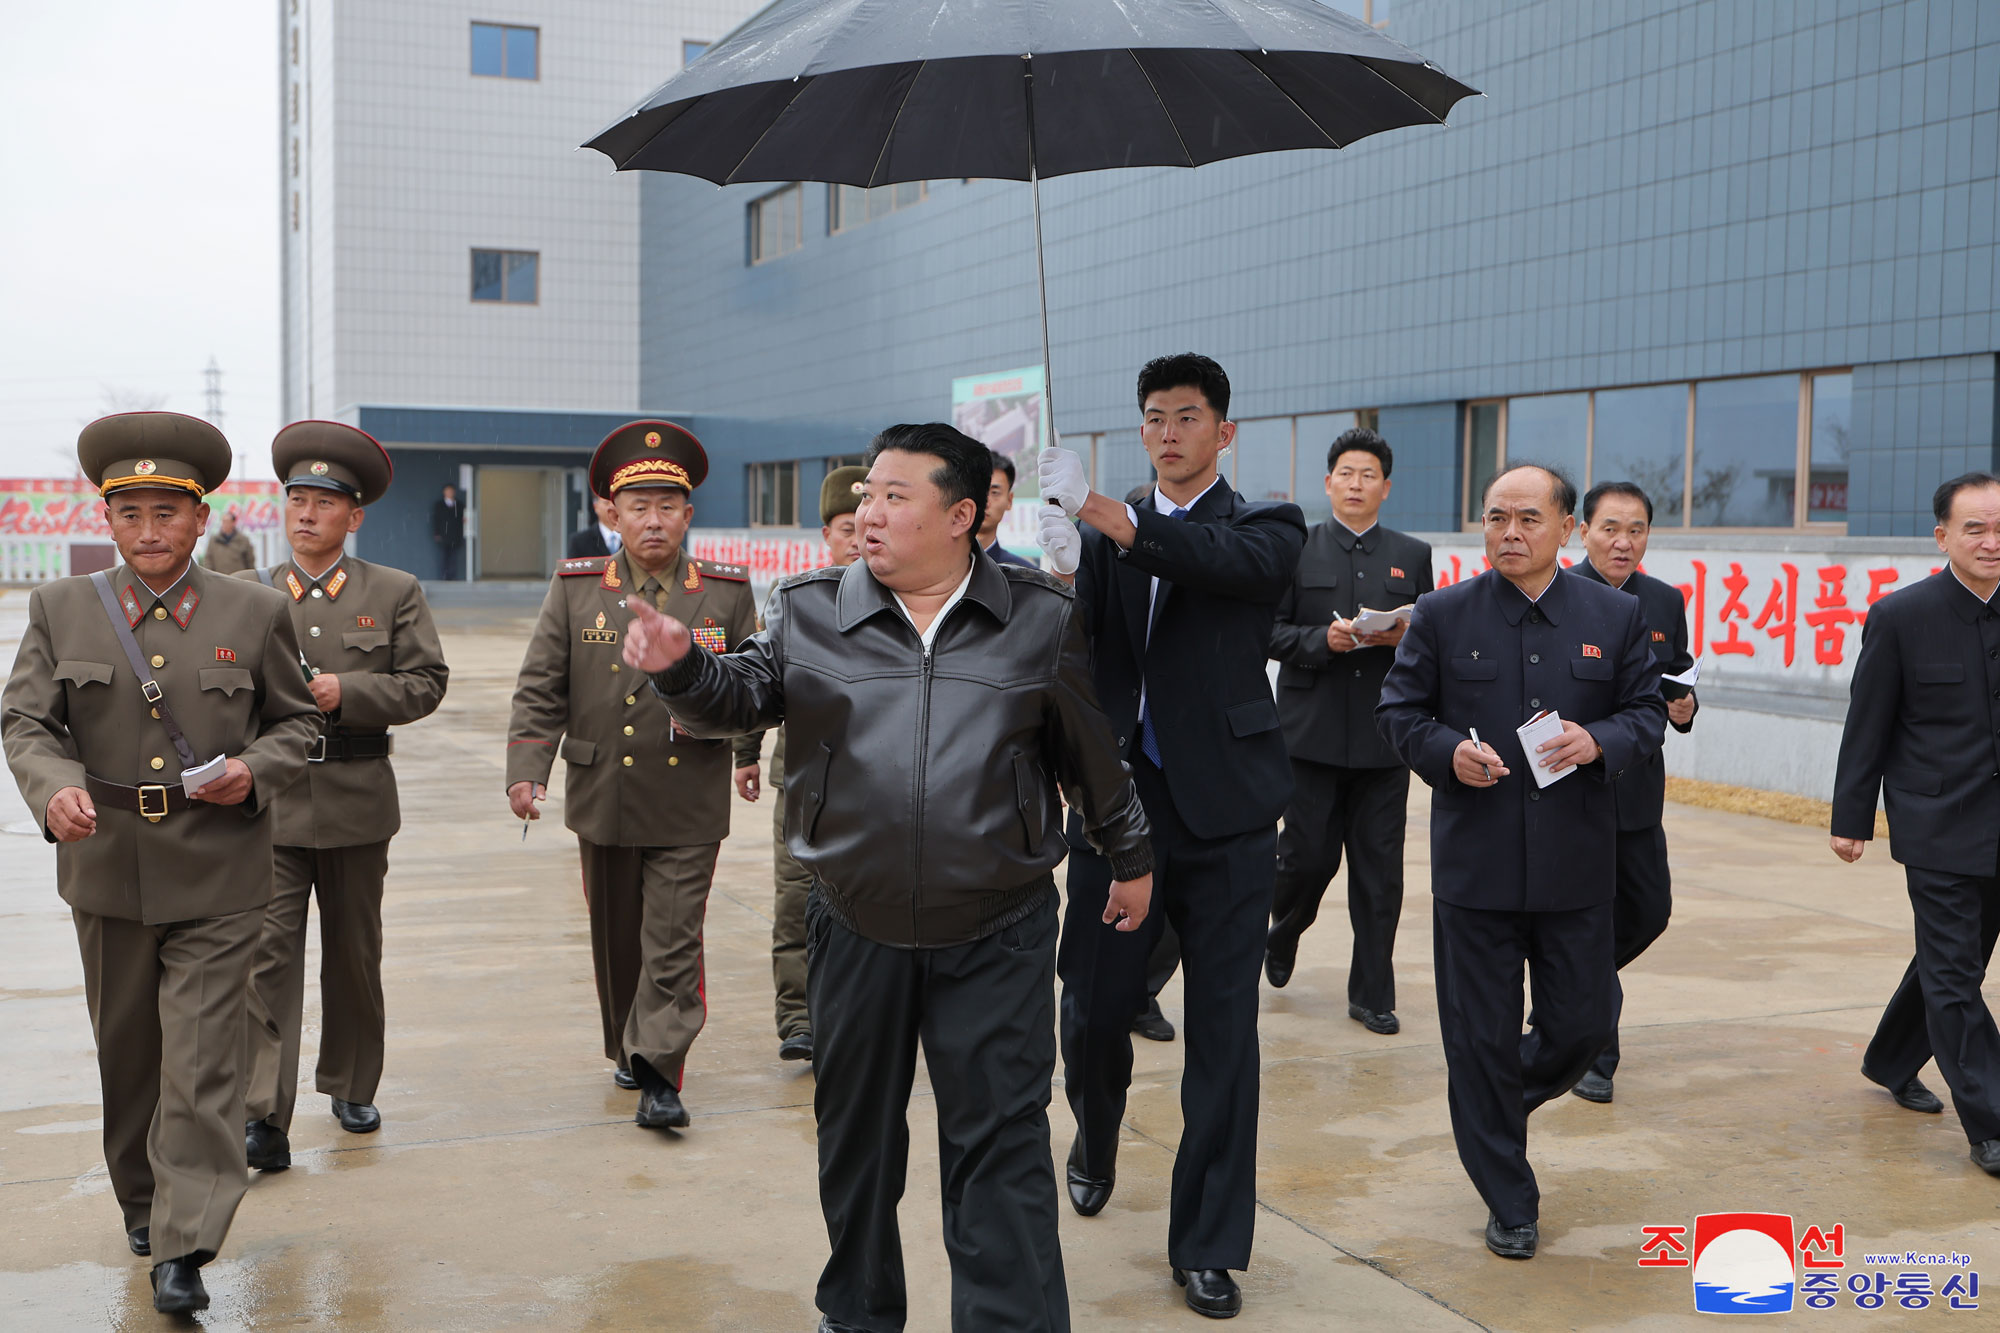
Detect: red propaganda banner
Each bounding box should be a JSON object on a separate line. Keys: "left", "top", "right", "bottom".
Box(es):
{"left": 0, "top": 479, "right": 283, "bottom": 538}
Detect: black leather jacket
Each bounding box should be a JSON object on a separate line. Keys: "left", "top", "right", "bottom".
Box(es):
{"left": 652, "top": 553, "right": 1153, "bottom": 948}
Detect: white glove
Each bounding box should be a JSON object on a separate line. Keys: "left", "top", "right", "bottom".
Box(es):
{"left": 1038, "top": 445, "right": 1089, "bottom": 517}
{"left": 1038, "top": 505, "right": 1081, "bottom": 576}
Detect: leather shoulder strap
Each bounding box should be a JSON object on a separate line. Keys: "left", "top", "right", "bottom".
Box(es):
{"left": 88, "top": 571, "right": 199, "bottom": 771}
{"left": 256, "top": 566, "right": 276, "bottom": 587}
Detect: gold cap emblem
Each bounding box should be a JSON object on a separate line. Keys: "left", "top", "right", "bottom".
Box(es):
{"left": 644, "top": 431, "right": 662, "bottom": 447}
{"left": 134, "top": 459, "right": 157, "bottom": 475}
{"left": 311, "top": 460, "right": 330, "bottom": 475}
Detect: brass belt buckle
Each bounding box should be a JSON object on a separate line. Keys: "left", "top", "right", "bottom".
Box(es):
{"left": 307, "top": 734, "right": 329, "bottom": 763}
{"left": 137, "top": 784, "right": 169, "bottom": 822}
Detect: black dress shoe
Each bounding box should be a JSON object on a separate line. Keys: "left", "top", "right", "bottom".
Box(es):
{"left": 1348, "top": 1003, "right": 1400, "bottom": 1035}
{"left": 779, "top": 1030, "right": 815, "bottom": 1062}
{"left": 613, "top": 1065, "right": 639, "bottom": 1090}
{"left": 245, "top": 1119, "right": 291, "bottom": 1172}
{"left": 1485, "top": 1214, "right": 1538, "bottom": 1259}
{"left": 150, "top": 1257, "right": 209, "bottom": 1314}
{"left": 1972, "top": 1140, "right": 2000, "bottom": 1176}
{"left": 1572, "top": 1070, "right": 1614, "bottom": 1103}
{"left": 127, "top": 1226, "right": 150, "bottom": 1257}
{"left": 637, "top": 1084, "right": 691, "bottom": 1129}
{"left": 816, "top": 1317, "right": 867, "bottom": 1332}
{"left": 1132, "top": 997, "right": 1176, "bottom": 1042}
{"left": 1890, "top": 1077, "right": 1944, "bottom": 1114}
{"left": 1264, "top": 939, "right": 1296, "bottom": 989}
{"left": 1172, "top": 1267, "right": 1242, "bottom": 1319}
{"left": 1066, "top": 1136, "right": 1114, "bottom": 1217}
{"left": 331, "top": 1097, "right": 381, "bottom": 1133}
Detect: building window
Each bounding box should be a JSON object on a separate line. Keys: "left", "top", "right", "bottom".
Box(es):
{"left": 829, "top": 181, "right": 927, "bottom": 233}
{"left": 471, "top": 249, "right": 538, "bottom": 304}
{"left": 1231, "top": 418, "right": 1295, "bottom": 507}
{"left": 750, "top": 185, "right": 803, "bottom": 264}
{"left": 1461, "top": 371, "right": 1851, "bottom": 531}
{"left": 471, "top": 22, "right": 538, "bottom": 80}
{"left": 749, "top": 462, "right": 799, "bottom": 527}
{"left": 683, "top": 40, "right": 708, "bottom": 63}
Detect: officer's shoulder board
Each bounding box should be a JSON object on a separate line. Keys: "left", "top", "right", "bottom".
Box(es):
{"left": 691, "top": 559, "right": 750, "bottom": 583}
{"left": 557, "top": 556, "right": 612, "bottom": 578}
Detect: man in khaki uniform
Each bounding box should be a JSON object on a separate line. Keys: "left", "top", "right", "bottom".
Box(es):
{"left": 759, "top": 464, "right": 866, "bottom": 1063}
{"left": 240, "top": 421, "right": 449, "bottom": 1172}
{"left": 2, "top": 412, "right": 317, "bottom": 1315}
{"left": 506, "top": 420, "right": 757, "bottom": 1130}
{"left": 201, "top": 507, "right": 258, "bottom": 574}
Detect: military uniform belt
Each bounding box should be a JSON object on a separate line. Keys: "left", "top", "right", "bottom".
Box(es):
{"left": 84, "top": 775, "right": 195, "bottom": 820}
{"left": 308, "top": 730, "right": 393, "bottom": 764}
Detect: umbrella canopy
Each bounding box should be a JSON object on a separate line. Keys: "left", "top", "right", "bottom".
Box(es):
{"left": 584, "top": 0, "right": 1478, "bottom": 185}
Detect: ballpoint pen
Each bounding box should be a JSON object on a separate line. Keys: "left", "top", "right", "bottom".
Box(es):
{"left": 1468, "top": 727, "right": 1493, "bottom": 782}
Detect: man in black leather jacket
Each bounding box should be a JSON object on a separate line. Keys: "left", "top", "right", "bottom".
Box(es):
{"left": 626, "top": 422, "right": 1153, "bottom": 1333}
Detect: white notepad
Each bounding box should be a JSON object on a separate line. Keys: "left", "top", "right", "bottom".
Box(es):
{"left": 1515, "top": 710, "right": 1570, "bottom": 788}
{"left": 1350, "top": 604, "right": 1415, "bottom": 636}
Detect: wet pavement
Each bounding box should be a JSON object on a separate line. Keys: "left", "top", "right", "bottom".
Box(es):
{"left": 2, "top": 592, "right": 1997, "bottom": 1331}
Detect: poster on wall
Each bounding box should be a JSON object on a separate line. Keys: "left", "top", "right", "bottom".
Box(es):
{"left": 950, "top": 365, "right": 1046, "bottom": 557}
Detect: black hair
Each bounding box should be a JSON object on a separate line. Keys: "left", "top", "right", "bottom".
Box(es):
{"left": 1481, "top": 462, "right": 1579, "bottom": 518}
{"left": 988, "top": 448, "right": 1016, "bottom": 489}
{"left": 1326, "top": 427, "right": 1393, "bottom": 479}
{"left": 1582, "top": 480, "right": 1654, "bottom": 524}
{"left": 1136, "top": 353, "right": 1231, "bottom": 421}
{"left": 1934, "top": 472, "right": 2000, "bottom": 524}
{"left": 865, "top": 423, "right": 989, "bottom": 540}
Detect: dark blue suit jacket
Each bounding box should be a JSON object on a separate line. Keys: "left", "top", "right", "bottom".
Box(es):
{"left": 1070, "top": 481, "right": 1307, "bottom": 841}
{"left": 1831, "top": 571, "right": 2000, "bottom": 876}
{"left": 1376, "top": 567, "right": 1667, "bottom": 913}
{"left": 986, "top": 542, "right": 1037, "bottom": 569}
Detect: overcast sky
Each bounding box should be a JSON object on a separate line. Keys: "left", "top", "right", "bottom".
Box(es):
{"left": 0, "top": 2, "right": 278, "bottom": 480}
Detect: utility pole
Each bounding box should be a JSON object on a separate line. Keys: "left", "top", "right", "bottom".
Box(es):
{"left": 203, "top": 356, "right": 239, "bottom": 483}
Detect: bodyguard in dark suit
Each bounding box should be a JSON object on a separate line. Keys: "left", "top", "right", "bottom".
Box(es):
{"left": 1378, "top": 464, "right": 1664, "bottom": 1259}
{"left": 566, "top": 496, "right": 620, "bottom": 559}
{"left": 981, "top": 449, "right": 1038, "bottom": 568}
{"left": 1037, "top": 353, "right": 1305, "bottom": 1319}
{"left": 1832, "top": 473, "right": 2000, "bottom": 1176}
{"left": 1266, "top": 428, "right": 1433, "bottom": 1032}
{"left": 1566, "top": 481, "right": 1698, "bottom": 1103}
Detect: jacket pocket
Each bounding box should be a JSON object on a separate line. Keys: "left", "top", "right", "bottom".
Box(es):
{"left": 1226, "top": 697, "right": 1281, "bottom": 738}
{"left": 1012, "top": 751, "right": 1045, "bottom": 853}
{"left": 1885, "top": 765, "right": 1942, "bottom": 796}
{"left": 798, "top": 741, "right": 833, "bottom": 846}
{"left": 1450, "top": 657, "right": 1499, "bottom": 681}
{"left": 1914, "top": 664, "right": 1965, "bottom": 684}
{"left": 199, "top": 667, "right": 255, "bottom": 697}
{"left": 1299, "top": 569, "right": 1339, "bottom": 589}
{"left": 1571, "top": 657, "right": 1613, "bottom": 681}
{"left": 342, "top": 629, "right": 390, "bottom": 654}
{"left": 1384, "top": 577, "right": 1416, "bottom": 597}
{"left": 560, "top": 737, "right": 597, "bottom": 766}
{"left": 54, "top": 660, "right": 113, "bottom": 688}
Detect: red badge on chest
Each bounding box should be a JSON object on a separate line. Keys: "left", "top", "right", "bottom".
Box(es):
{"left": 1581, "top": 644, "right": 1603, "bottom": 658}
{"left": 215, "top": 648, "right": 236, "bottom": 662}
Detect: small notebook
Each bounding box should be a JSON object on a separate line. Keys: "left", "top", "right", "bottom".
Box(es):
{"left": 1515, "top": 710, "right": 1570, "bottom": 789}
{"left": 1350, "top": 604, "right": 1415, "bottom": 636}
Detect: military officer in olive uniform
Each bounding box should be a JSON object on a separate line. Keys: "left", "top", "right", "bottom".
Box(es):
{"left": 506, "top": 421, "right": 757, "bottom": 1130}
{"left": 239, "top": 422, "right": 449, "bottom": 1171}
{"left": 2, "top": 412, "right": 318, "bottom": 1315}
{"left": 760, "top": 464, "right": 867, "bottom": 1063}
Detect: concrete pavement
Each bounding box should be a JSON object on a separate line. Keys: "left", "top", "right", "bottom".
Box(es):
{"left": 2, "top": 594, "right": 1997, "bottom": 1331}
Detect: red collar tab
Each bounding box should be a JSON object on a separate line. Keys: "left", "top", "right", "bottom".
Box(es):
{"left": 324, "top": 568, "right": 348, "bottom": 601}
{"left": 171, "top": 586, "right": 200, "bottom": 629}
{"left": 118, "top": 585, "right": 143, "bottom": 628}
{"left": 285, "top": 570, "right": 306, "bottom": 602}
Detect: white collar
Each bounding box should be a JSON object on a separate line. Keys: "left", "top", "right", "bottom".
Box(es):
{"left": 1333, "top": 516, "right": 1378, "bottom": 541}
{"left": 1950, "top": 565, "right": 1998, "bottom": 604}
{"left": 891, "top": 557, "right": 977, "bottom": 652}
{"left": 1153, "top": 475, "right": 1223, "bottom": 516}
{"left": 135, "top": 560, "right": 194, "bottom": 601}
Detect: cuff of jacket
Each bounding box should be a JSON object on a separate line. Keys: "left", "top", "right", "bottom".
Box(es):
{"left": 1108, "top": 845, "right": 1154, "bottom": 882}
{"left": 652, "top": 646, "right": 710, "bottom": 697}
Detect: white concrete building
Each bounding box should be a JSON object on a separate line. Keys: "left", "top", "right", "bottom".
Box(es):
{"left": 279, "top": 0, "right": 759, "bottom": 423}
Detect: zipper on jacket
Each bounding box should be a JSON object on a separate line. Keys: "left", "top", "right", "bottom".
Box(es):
{"left": 910, "top": 644, "right": 933, "bottom": 947}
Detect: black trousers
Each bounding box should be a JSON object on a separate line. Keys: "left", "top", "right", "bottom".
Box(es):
{"left": 807, "top": 889, "right": 1069, "bottom": 1333}
{"left": 1593, "top": 823, "right": 1674, "bottom": 1079}
{"left": 1269, "top": 758, "right": 1410, "bottom": 1011}
{"left": 1862, "top": 864, "right": 2000, "bottom": 1145}
{"left": 1432, "top": 899, "right": 1615, "bottom": 1228}
{"left": 1058, "top": 756, "right": 1274, "bottom": 1271}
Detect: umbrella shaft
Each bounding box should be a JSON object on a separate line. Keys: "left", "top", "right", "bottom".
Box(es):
{"left": 1024, "top": 60, "right": 1055, "bottom": 445}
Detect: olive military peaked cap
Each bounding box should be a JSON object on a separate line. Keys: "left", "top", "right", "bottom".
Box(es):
{"left": 820, "top": 465, "right": 868, "bottom": 524}
{"left": 79, "top": 411, "right": 232, "bottom": 498}
{"left": 272, "top": 420, "right": 395, "bottom": 506}
{"left": 590, "top": 420, "right": 708, "bottom": 500}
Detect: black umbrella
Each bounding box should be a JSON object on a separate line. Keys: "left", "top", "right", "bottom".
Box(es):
{"left": 584, "top": 0, "right": 1478, "bottom": 433}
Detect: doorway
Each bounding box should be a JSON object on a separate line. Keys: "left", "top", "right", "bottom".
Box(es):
{"left": 475, "top": 466, "right": 563, "bottom": 579}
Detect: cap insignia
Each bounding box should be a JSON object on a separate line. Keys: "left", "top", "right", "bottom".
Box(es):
{"left": 311, "top": 461, "right": 330, "bottom": 476}
{"left": 134, "top": 460, "right": 157, "bottom": 475}
{"left": 644, "top": 431, "right": 662, "bottom": 448}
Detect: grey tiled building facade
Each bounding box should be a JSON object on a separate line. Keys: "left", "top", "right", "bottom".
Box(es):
{"left": 635, "top": 0, "right": 2000, "bottom": 537}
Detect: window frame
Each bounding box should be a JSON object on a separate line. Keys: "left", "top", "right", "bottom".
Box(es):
{"left": 828, "top": 180, "right": 929, "bottom": 235}
{"left": 682, "top": 39, "right": 708, "bottom": 64}
{"left": 469, "top": 248, "right": 540, "bottom": 305}
{"left": 748, "top": 461, "right": 801, "bottom": 528}
{"left": 470, "top": 22, "right": 540, "bottom": 80}
{"left": 748, "top": 184, "right": 804, "bottom": 265}
{"left": 1458, "top": 370, "right": 1855, "bottom": 534}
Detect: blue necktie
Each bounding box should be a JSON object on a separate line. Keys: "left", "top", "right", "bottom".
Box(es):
{"left": 1136, "top": 505, "right": 1189, "bottom": 766}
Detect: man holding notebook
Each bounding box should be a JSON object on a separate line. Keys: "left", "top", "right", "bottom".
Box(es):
{"left": 1377, "top": 462, "right": 1664, "bottom": 1260}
